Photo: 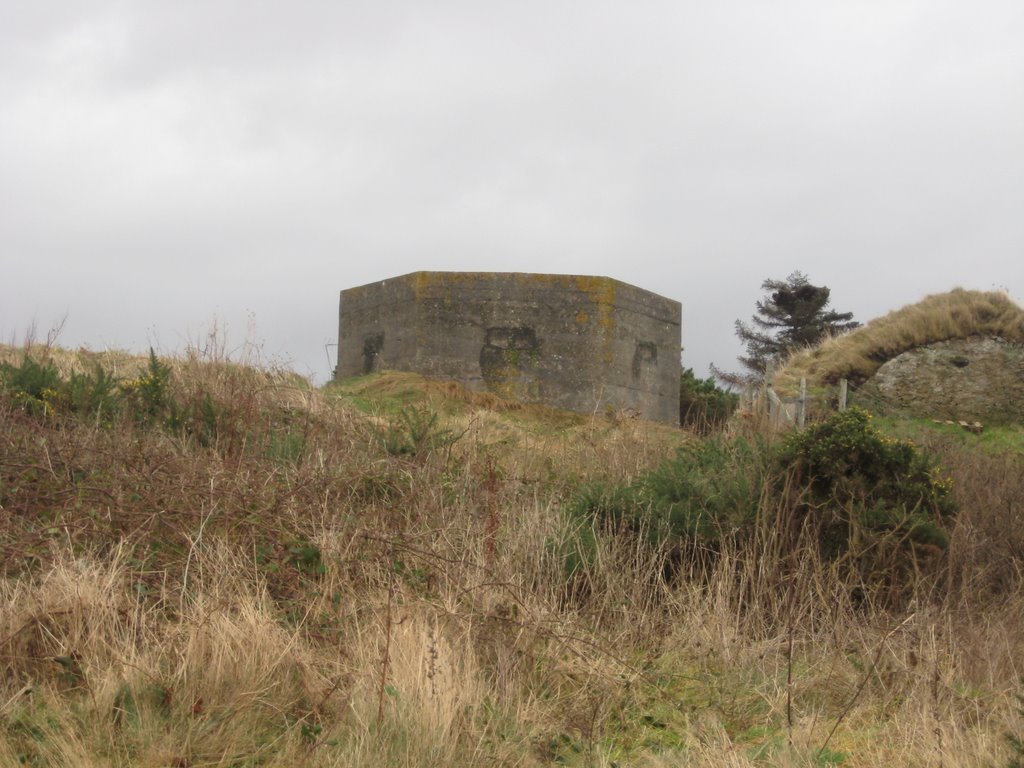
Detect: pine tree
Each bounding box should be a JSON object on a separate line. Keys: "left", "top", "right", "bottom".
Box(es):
{"left": 726, "top": 272, "right": 859, "bottom": 381}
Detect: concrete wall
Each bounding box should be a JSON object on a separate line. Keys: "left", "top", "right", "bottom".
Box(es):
{"left": 336, "top": 272, "right": 682, "bottom": 424}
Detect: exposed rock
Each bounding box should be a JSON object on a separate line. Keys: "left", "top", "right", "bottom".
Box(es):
{"left": 931, "top": 419, "right": 984, "bottom": 434}
{"left": 859, "top": 336, "right": 1024, "bottom": 424}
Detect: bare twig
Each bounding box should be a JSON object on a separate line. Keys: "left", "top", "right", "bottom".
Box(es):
{"left": 376, "top": 559, "right": 396, "bottom": 729}
{"left": 817, "top": 612, "right": 916, "bottom": 759}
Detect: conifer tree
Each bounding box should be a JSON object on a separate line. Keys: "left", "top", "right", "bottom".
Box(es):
{"left": 722, "top": 272, "right": 859, "bottom": 382}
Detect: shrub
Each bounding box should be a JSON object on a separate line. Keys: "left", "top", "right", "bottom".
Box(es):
{"left": 679, "top": 367, "right": 738, "bottom": 433}
{"left": 776, "top": 407, "right": 956, "bottom": 556}
{"left": 0, "top": 354, "right": 65, "bottom": 417}
{"left": 566, "top": 408, "right": 956, "bottom": 593}
{"left": 1, "top": 348, "right": 180, "bottom": 428}
{"left": 561, "top": 436, "right": 769, "bottom": 590}
{"left": 373, "top": 405, "right": 457, "bottom": 459}
{"left": 122, "top": 349, "right": 173, "bottom": 421}
{"left": 570, "top": 436, "right": 769, "bottom": 545}
{"left": 67, "top": 364, "right": 121, "bottom": 423}
{"left": 1, "top": 354, "right": 121, "bottom": 423}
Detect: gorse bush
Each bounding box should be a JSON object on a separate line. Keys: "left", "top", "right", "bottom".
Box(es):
{"left": 568, "top": 407, "right": 956, "bottom": 587}
{"left": 0, "top": 348, "right": 238, "bottom": 449}
{"left": 2, "top": 349, "right": 166, "bottom": 425}
{"left": 121, "top": 349, "right": 172, "bottom": 421}
{"left": 777, "top": 407, "right": 955, "bottom": 554}
{"left": 556, "top": 436, "right": 768, "bottom": 589}
{"left": 66, "top": 364, "right": 121, "bottom": 423}
{"left": 373, "top": 404, "right": 458, "bottom": 459}
{"left": 570, "top": 435, "right": 769, "bottom": 545}
{"left": 0, "top": 354, "right": 66, "bottom": 417}
{"left": 1, "top": 354, "right": 125, "bottom": 424}
{"left": 679, "top": 367, "right": 738, "bottom": 433}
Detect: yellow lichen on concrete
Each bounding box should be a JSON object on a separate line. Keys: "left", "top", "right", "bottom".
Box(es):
{"left": 570, "top": 275, "right": 616, "bottom": 306}
{"left": 412, "top": 271, "right": 434, "bottom": 298}
{"left": 580, "top": 280, "right": 618, "bottom": 364}
{"left": 600, "top": 309, "right": 616, "bottom": 363}
{"left": 408, "top": 271, "right": 624, "bottom": 303}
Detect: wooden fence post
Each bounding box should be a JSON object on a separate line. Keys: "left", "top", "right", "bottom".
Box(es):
{"left": 838, "top": 378, "right": 848, "bottom": 411}
{"left": 798, "top": 377, "right": 807, "bottom": 429}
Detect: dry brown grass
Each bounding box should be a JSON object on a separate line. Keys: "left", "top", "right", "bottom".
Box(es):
{"left": 2, "top": 345, "right": 1024, "bottom": 765}
{"left": 773, "top": 288, "right": 1024, "bottom": 397}
{"left": 0, "top": 343, "right": 149, "bottom": 380}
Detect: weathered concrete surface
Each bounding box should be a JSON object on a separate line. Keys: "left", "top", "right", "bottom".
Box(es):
{"left": 858, "top": 336, "right": 1024, "bottom": 424}
{"left": 336, "top": 272, "right": 682, "bottom": 424}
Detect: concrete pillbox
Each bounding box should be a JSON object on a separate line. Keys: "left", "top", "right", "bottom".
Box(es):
{"left": 336, "top": 271, "right": 681, "bottom": 424}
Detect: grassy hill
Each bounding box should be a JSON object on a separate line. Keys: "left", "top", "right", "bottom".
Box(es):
{"left": 1, "top": 342, "right": 1023, "bottom": 767}
{"left": 772, "top": 288, "right": 1024, "bottom": 397}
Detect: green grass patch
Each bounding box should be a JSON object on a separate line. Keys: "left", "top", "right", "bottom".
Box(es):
{"left": 873, "top": 415, "right": 1024, "bottom": 458}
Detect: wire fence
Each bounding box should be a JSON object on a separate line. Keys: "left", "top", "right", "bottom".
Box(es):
{"left": 738, "top": 367, "right": 881, "bottom": 431}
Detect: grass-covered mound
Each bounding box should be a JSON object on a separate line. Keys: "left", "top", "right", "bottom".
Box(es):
{"left": 773, "top": 288, "right": 1024, "bottom": 396}
{"left": 2, "top": 342, "right": 1024, "bottom": 766}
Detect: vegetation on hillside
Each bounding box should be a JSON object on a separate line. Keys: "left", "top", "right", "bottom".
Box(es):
{"left": 1, "top": 342, "right": 1023, "bottom": 766}
{"left": 679, "top": 367, "right": 738, "bottom": 433}
{"left": 570, "top": 407, "right": 955, "bottom": 588}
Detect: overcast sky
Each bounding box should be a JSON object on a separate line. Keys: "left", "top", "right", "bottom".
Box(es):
{"left": 2, "top": 1, "right": 1022, "bottom": 383}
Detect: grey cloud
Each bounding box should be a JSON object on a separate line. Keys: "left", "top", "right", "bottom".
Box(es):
{"left": 1, "top": 0, "right": 1022, "bottom": 383}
